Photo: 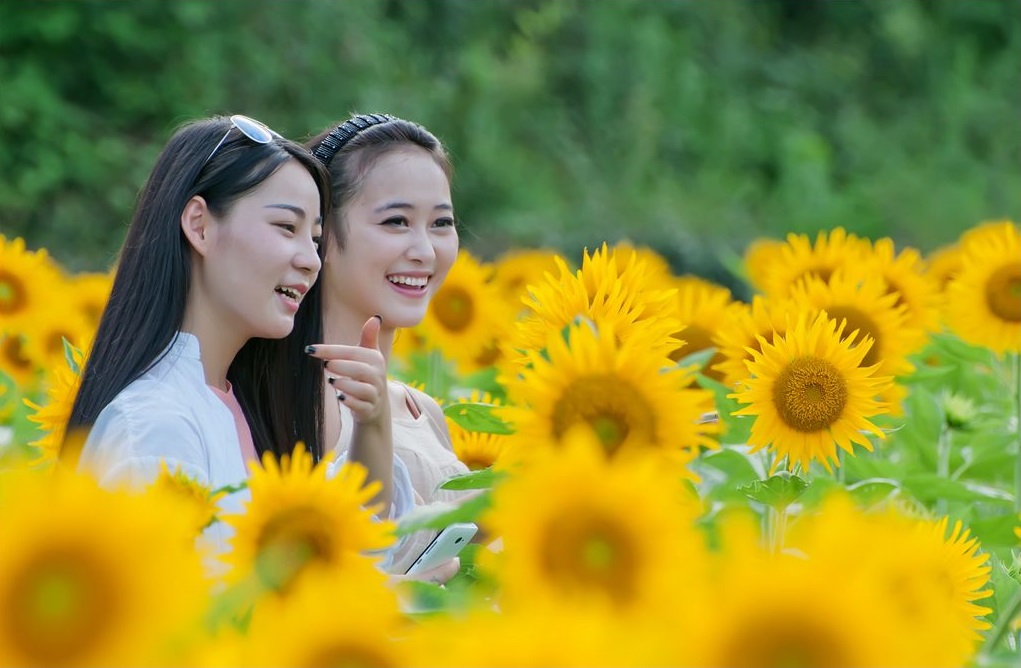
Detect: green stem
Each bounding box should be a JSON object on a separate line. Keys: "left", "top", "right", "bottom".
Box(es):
{"left": 1013, "top": 352, "right": 1021, "bottom": 514}
{"left": 937, "top": 423, "right": 952, "bottom": 479}
{"left": 767, "top": 504, "right": 788, "bottom": 554}
{"left": 980, "top": 585, "right": 1021, "bottom": 658}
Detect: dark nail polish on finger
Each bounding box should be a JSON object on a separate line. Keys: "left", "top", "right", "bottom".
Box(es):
{"left": 327, "top": 377, "right": 335, "bottom": 385}
{"left": 373, "top": 314, "right": 383, "bottom": 324}
{"left": 336, "top": 391, "right": 346, "bottom": 402}
{"left": 304, "top": 345, "right": 316, "bottom": 354}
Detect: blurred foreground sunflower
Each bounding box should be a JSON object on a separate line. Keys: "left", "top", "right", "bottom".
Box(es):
{"left": 730, "top": 312, "right": 892, "bottom": 472}
{"left": 222, "top": 448, "right": 393, "bottom": 592}
{"left": 482, "top": 430, "right": 706, "bottom": 616}
{"left": 0, "top": 470, "right": 207, "bottom": 666}
{"left": 0, "top": 235, "right": 63, "bottom": 334}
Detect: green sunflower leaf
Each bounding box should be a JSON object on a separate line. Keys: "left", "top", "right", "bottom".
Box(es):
{"left": 395, "top": 492, "right": 491, "bottom": 536}
{"left": 739, "top": 472, "right": 809, "bottom": 509}
{"left": 439, "top": 467, "right": 505, "bottom": 490}
{"left": 443, "top": 402, "right": 514, "bottom": 435}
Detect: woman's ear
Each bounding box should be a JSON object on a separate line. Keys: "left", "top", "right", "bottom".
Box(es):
{"left": 180, "top": 196, "right": 212, "bottom": 256}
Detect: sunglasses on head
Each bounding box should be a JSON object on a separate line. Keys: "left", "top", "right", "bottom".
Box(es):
{"left": 200, "top": 114, "right": 281, "bottom": 170}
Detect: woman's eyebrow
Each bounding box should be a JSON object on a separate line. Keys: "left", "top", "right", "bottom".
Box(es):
{"left": 265, "top": 203, "right": 306, "bottom": 218}
{"left": 374, "top": 200, "right": 454, "bottom": 213}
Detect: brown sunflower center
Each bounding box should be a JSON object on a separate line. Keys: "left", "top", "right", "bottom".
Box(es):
{"left": 985, "top": 262, "right": 1021, "bottom": 323}
{"left": 825, "top": 306, "right": 882, "bottom": 367}
{"left": 0, "top": 270, "right": 28, "bottom": 315}
{"left": 431, "top": 286, "right": 475, "bottom": 332}
{"left": 540, "top": 513, "right": 639, "bottom": 607}
{"left": 551, "top": 376, "right": 655, "bottom": 455}
{"left": 669, "top": 324, "right": 726, "bottom": 381}
{"left": 772, "top": 356, "right": 848, "bottom": 433}
{"left": 256, "top": 507, "right": 336, "bottom": 588}
{"left": 1, "top": 334, "right": 34, "bottom": 372}
{"left": 4, "top": 548, "right": 117, "bottom": 664}
{"left": 302, "top": 643, "right": 394, "bottom": 668}
{"left": 719, "top": 614, "right": 854, "bottom": 668}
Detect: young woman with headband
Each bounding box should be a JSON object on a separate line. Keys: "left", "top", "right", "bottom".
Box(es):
{"left": 305, "top": 114, "right": 475, "bottom": 575}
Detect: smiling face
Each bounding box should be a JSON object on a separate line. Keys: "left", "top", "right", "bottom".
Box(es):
{"left": 324, "top": 146, "right": 458, "bottom": 332}
{"left": 198, "top": 159, "right": 323, "bottom": 342}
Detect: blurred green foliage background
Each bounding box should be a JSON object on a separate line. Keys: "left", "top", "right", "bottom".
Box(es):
{"left": 2, "top": 0, "right": 1019, "bottom": 286}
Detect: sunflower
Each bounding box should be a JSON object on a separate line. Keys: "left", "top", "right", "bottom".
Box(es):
{"left": 0, "top": 331, "right": 40, "bottom": 389}
{"left": 23, "top": 344, "right": 85, "bottom": 465}
{"left": 418, "top": 249, "right": 514, "bottom": 373}
{"left": 791, "top": 271, "right": 923, "bottom": 375}
{"left": 760, "top": 227, "right": 869, "bottom": 298}
{"left": 610, "top": 240, "right": 675, "bottom": 285}
{"left": 0, "top": 235, "right": 64, "bottom": 335}
{"left": 0, "top": 470, "right": 208, "bottom": 666}
{"left": 240, "top": 561, "right": 410, "bottom": 667}
{"left": 513, "top": 243, "right": 681, "bottom": 360}
{"left": 864, "top": 237, "right": 942, "bottom": 334}
{"left": 944, "top": 220, "right": 1021, "bottom": 354}
{"left": 408, "top": 601, "right": 681, "bottom": 667}
{"left": 490, "top": 247, "right": 561, "bottom": 312}
{"left": 481, "top": 429, "right": 707, "bottom": 617}
{"left": 150, "top": 461, "right": 227, "bottom": 535}
{"left": 69, "top": 270, "right": 114, "bottom": 329}
{"left": 667, "top": 276, "right": 734, "bottom": 380}
{"left": 730, "top": 312, "right": 892, "bottom": 473}
{"left": 447, "top": 391, "right": 513, "bottom": 471}
{"left": 713, "top": 295, "right": 794, "bottom": 388}
{"left": 790, "top": 495, "right": 992, "bottom": 667}
{"left": 20, "top": 286, "right": 96, "bottom": 376}
{"left": 499, "top": 321, "right": 718, "bottom": 473}
{"left": 222, "top": 448, "right": 394, "bottom": 592}
{"left": 683, "top": 512, "right": 912, "bottom": 667}
{"left": 742, "top": 237, "right": 785, "bottom": 293}
{"left": 924, "top": 243, "right": 962, "bottom": 291}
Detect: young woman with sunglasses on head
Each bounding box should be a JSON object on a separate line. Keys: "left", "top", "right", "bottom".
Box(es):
{"left": 304, "top": 114, "right": 477, "bottom": 576}
{"left": 68, "top": 115, "right": 417, "bottom": 560}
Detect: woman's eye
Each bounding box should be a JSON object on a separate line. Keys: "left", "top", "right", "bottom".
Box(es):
{"left": 381, "top": 217, "right": 408, "bottom": 227}
{"left": 275, "top": 223, "right": 296, "bottom": 233}
{"left": 434, "top": 217, "right": 455, "bottom": 228}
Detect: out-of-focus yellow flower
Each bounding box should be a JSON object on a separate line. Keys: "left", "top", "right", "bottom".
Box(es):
{"left": 69, "top": 270, "right": 114, "bottom": 330}
{"left": 743, "top": 237, "right": 785, "bottom": 294}
{"left": 482, "top": 429, "right": 707, "bottom": 617}
{"left": 151, "top": 461, "right": 226, "bottom": 535}
{"left": 790, "top": 495, "right": 992, "bottom": 667}
{"left": 944, "top": 220, "right": 1021, "bottom": 355}
{"left": 0, "top": 236, "right": 64, "bottom": 335}
{"left": 0, "top": 469, "right": 208, "bottom": 666}
{"left": 731, "top": 312, "right": 891, "bottom": 473}
{"left": 713, "top": 295, "right": 795, "bottom": 389}
{"left": 0, "top": 332, "right": 40, "bottom": 390}
{"left": 760, "top": 227, "right": 870, "bottom": 298}
{"left": 241, "top": 562, "right": 409, "bottom": 667}
{"left": 683, "top": 510, "right": 913, "bottom": 667}
{"left": 491, "top": 247, "right": 561, "bottom": 312}
{"left": 667, "top": 275, "right": 734, "bottom": 381}
{"left": 419, "top": 250, "right": 514, "bottom": 374}
{"left": 500, "top": 322, "right": 718, "bottom": 475}
{"left": 23, "top": 345, "right": 85, "bottom": 465}
{"left": 925, "top": 243, "right": 962, "bottom": 290}
{"left": 864, "top": 237, "right": 942, "bottom": 334}
{"left": 222, "top": 447, "right": 393, "bottom": 592}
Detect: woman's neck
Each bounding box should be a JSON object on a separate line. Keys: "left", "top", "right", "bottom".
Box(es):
{"left": 180, "top": 305, "right": 245, "bottom": 392}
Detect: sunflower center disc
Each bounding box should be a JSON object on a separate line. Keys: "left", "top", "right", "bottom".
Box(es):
{"left": 552, "top": 376, "right": 655, "bottom": 455}
{"left": 256, "top": 508, "right": 335, "bottom": 589}
{"left": 0, "top": 271, "right": 27, "bottom": 315}
{"left": 541, "top": 514, "right": 638, "bottom": 607}
{"left": 433, "top": 286, "right": 475, "bottom": 332}
{"left": 985, "top": 263, "right": 1021, "bottom": 323}
{"left": 825, "top": 306, "right": 883, "bottom": 367}
{"left": 772, "top": 356, "right": 848, "bottom": 433}
{"left": 8, "top": 550, "right": 114, "bottom": 663}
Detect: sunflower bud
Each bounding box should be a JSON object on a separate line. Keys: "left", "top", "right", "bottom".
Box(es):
{"left": 941, "top": 391, "right": 977, "bottom": 431}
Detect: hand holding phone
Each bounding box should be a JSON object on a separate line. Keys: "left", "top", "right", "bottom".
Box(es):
{"left": 405, "top": 522, "right": 478, "bottom": 575}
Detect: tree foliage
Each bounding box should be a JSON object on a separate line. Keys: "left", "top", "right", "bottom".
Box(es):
{"left": 2, "top": 0, "right": 1018, "bottom": 280}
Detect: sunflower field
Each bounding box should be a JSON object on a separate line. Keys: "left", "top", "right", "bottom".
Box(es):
{"left": 1, "top": 221, "right": 1019, "bottom": 666}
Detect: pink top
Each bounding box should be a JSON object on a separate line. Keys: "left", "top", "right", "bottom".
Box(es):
{"left": 208, "top": 382, "right": 259, "bottom": 472}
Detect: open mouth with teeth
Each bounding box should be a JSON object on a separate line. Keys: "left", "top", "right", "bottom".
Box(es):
{"left": 275, "top": 285, "right": 302, "bottom": 302}
{"left": 388, "top": 275, "right": 428, "bottom": 291}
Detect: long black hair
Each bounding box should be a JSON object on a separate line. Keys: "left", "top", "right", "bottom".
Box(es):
{"left": 66, "top": 115, "right": 331, "bottom": 462}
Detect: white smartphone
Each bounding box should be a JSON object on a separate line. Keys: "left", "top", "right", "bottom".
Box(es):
{"left": 404, "top": 522, "right": 478, "bottom": 575}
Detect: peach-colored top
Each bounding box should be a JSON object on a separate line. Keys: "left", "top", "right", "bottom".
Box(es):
{"left": 208, "top": 382, "right": 259, "bottom": 472}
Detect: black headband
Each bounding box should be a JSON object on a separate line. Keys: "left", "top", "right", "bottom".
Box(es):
{"left": 311, "top": 113, "right": 397, "bottom": 165}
